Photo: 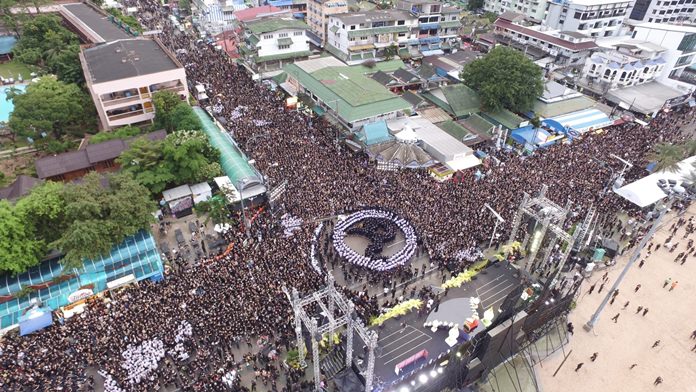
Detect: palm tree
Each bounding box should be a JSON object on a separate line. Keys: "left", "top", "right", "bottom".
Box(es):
{"left": 648, "top": 143, "right": 684, "bottom": 173}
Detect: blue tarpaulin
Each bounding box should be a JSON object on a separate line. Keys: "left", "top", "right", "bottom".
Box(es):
{"left": 357, "top": 121, "right": 393, "bottom": 146}
{"left": 19, "top": 307, "right": 53, "bottom": 336}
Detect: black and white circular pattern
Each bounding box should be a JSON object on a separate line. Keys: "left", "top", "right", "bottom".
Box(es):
{"left": 333, "top": 209, "right": 417, "bottom": 271}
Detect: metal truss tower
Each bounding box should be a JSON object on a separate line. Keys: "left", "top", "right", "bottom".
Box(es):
{"left": 507, "top": 185, "right": 581, "bottom": 283}
{"left": 289, "top": 274, "right": 378, "bottom": 391}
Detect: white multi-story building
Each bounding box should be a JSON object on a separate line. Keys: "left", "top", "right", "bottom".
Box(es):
{"left": 627, "top": 22, "right": 696, "bottom": 91}
{"left": 629, "top": 0, "right": 696, "bottom": 23}
{"left": 80, "top": 38, "right": 189, "bottom": 130}
{"left": 306, "top": 0, "right": 349, "bottom": 45}
{"left": 484, "top": 0, "right": 549, "bottom": 22}
{"left": 395, "top": 0, "right": 462, "bottom": 55}
{"left": 326, "top": 9, "right": 418, "bottom": 64}
{"left": 582, "top": 37, "right": 667, "bottom": 88}
{"left": 543, "top": 0, "right": 634, "bottom": 38}
{"left": 240, "top": 16, "right": 311, "bottom": 77}
{"left": 493, "top": 13, "right": 598, "bottom": 66}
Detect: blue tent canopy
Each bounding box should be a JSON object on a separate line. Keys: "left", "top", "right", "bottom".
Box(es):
{"left": 19, "top": 306, "right": 53, "bottom": 336}
{"left": 357, "top": 121, "right": 393, "bottom": 146}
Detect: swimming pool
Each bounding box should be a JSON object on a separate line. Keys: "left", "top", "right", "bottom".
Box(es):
{"left": 0, "top": 84, "right": 26, "bottom": 123}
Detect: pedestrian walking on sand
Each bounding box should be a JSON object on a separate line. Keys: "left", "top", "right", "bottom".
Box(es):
{"left": 636, "top": 306, "right": 643, "bottom": 314}
{"left": 654, "top": 377, "right": 663, "bottom": 386}
{"left": 590, "top": 352, "right": 598, "bottom": 362}
{"left": 634, "top": 284, "right": 641, "bottom": 293}
{"left": 669, "top": 281, "right": 678, "bottom": 292}
{"left": 610, "top": 297, "right": 616, "bottom": 305}
{"left": 639, "top": 259, "right": 645, "bottom": 268}
{"left": 598, "top": 283, "right": 605, "bottom": 294}
{"left": 690, "top": 330, "right": 696, "bottom": 339}
{"left": 622, "top": 301, "right": 630, "bottom": 309}
{"left": 612, "top": 289, "right": 619, "bottom": 298}
{"left": 643, "top": 308, "right": 650, "bottom": 317}
{"left": 663, "top": 278, "right": 671, "bottom": 288}
{"left": 575, "top": 363, "right": 584, "bottom": 372}
{"left": 611, "top": 313, "right": 620, "bottom": 323}
{"left": 588, "top": 283, "right": 596, "bottom": 295}
{"left": 652, "top": 340, "right": 660, "bottom": 348}
{"left": 630, "top": 364, "right": 637, "bottom": 370}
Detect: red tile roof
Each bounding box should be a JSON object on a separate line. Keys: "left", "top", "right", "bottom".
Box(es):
{"left": 233, "top": 5, "right": 284, "bottom": 22}
{"left": 494, "top": 18, "right": 598, "bottom": 52}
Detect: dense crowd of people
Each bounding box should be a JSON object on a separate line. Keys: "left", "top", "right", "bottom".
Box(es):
{"left": 0, "top": 0, "right": 695, "bottom": 391}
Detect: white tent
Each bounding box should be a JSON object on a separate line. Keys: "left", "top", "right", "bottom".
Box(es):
{"left": 614, "top": 155, "right": 695, "bottom": 207}
{"left": 162, "top": 184, "right": 192, "bottom": 202}
{"left": 190, "top": 182, "right": 212, "bottom": 204}
{"left": 213, "top": 176, "right": 241, "bottom": 203}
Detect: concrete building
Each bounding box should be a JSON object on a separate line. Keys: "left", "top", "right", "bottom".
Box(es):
{"left": 306, "top": 0, "right": 349, "bottom": 45}
{"left": 395, "top": 0, "right": 462, "bottom": 56}
{"left": 484, "top": 0, "right": 549, "bottom": 22}
{"left": 582, "top": 36, "right": 667, "bottom": 89}
{"left": 325, "top": 9, "right": 418, "bottom": 64}
{"left": 627, "top": 21, "right": 696, "bottom": 91}
{"left": 629, "top": 0, "right": 696, "bottom": 23}
{"left": 283, "top": 57, "right": 411, "bottom": 130}
{"left": 80, "top": 38, "right": 189, "bottom": 130}
{"left": 494, "top": 13, "right": 598, "bottom": 66}
{"left": 543, "top": 0, "right": 634, "bottom": 38}
{"left": 239, "top": 16, "right": 311, "bottom": 78}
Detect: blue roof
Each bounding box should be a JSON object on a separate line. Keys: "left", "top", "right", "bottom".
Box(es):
{"left": 268, "top": 0, "right": 293, "bottom": 6}
{"left": 357, "top": 121, "right": 393, "bottom": 145}
{"left": 0, "top": 231, "right": 163, "bottom": 328}
{"left": 550, "top": 108, "right": 612, "bottom": 134}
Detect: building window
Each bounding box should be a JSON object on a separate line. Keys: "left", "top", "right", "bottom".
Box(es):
{"left": 350, "top": 25, "right": 355, "bottom": 30}
{"left": 264, "top": 34, "right": 273, "bottom": 39}
{"left": 279, "top": 44, "right": 291, "bottom": 50}
{"left": 397, "top": 20, "right": 405, "bottom": 25}
{"left": 278, "top": 33, "right": 289, "bottom": 38}
{"left": 294, "top": 31, "right": 303, "bottom": 36}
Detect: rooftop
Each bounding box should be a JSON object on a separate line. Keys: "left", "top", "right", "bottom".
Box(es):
{"left": 62, "top": 3, "right": 130, "bottom": 43}
{"left": 82, "top": 38, "right": 181, "bottom": 84}
{"left": 285, "top": 59, "right": 411, "bottom": 122}
{"left": 630, "top": 22, "right": 696, "bottom": 34}
{"left": 245, "top": 17, "right": 309, "bottom": 34}
{"left": 494, "top": 18, "right": 599, "bottom": 51}
{"left": 35, "top": 130, "right": 167, "bottom": 179}
{"left": 233, "top": 5, "right": 286, "bottom": 21}
{"left": 332, "top": 9, "right": 412, "bottom": 24}
{"left": 559, "top": 0, "right": 633, "bottom": 6}
{"left": 0, "top": 175, "right": 42, "bottom": 201}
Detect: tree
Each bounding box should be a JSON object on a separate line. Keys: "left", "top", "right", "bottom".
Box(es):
{"left": 383, "top": 44, "right": 398, "bottom": 60}
{"left": 90, "top": 125, "right": 144, "bottom": 143}
{"left": 195, "top": 195, "right": 234, "bottom": 225}
{"left": 12, "top": 14, "right": 82, "bottom": 84}
{"left": 170, "top": 103, "right": 203, "bottom": 131}
{"left": 530, "top": 116, "right": 542, "bottom": 129}
{"left": 8, "top": 76, "right": 95, "bottom": 139}
{"left": 55, "top": 172, "right": 156, "bottom": 269}
{"left": 649, "top": 143, "right": 686, "bottom": 173}
{"left": 0, "top": 200, "right": 44, "bottom": 274}
{"left": 178, "top": 0, "right": 191, "bottom": 14}
{"left": 161, "top": 130, "right": 222, "bottom": 184}
{"left": 15, "top": 181, "right": 66, "bottom": 245}
{"left": 460, "top": 46, "right": 544, "bottom": 112}
{"left": 153, "top": 91, "right": 183, "bottom": 132}
{"left": 117, "top": 137, "right": 174, "bottom": 194}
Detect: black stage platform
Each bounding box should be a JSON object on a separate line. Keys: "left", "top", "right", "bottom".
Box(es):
{"left": 353, "top": 262, "right": 522, "bottom": 388}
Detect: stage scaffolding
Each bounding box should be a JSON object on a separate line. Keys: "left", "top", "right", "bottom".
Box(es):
{"left": 507, "top": 185, "right": 581, "bottom": 284}
{"left": 288, "top": 274, "right": 378, "bottom": 392}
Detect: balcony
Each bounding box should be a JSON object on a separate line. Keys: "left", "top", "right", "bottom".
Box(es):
{"left": 102, "top": 94, "right": 142, "bottom": 108}
{"left": 108, "top": 109, "right": 146, "bottom": 122}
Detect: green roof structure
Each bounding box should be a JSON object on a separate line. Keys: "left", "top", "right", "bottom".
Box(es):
{"left": 532, "top": 96, "right": 596, "bottom": 118}
{"left": 284, "top": 59, "right": 410, "bottom": 124}
{"left": 422, "top": 84, "right": 481, "bottom": 119}
{"left": 193, "top": 107, "right": 263, "bottom": 189}
{"left": 245, "top": 18, "right": 308, "bottom": 35}
{"left": 481, "top": 109, "right": 525, "bottom": 130}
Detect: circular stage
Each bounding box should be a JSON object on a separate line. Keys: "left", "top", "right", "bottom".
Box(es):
{"left": 332, "top": 209, "right": 417, "bottom": 271}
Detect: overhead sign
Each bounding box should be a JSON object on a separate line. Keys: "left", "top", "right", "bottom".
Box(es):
{"left": 68, "top": 289, "right": 94, "bottom": 303}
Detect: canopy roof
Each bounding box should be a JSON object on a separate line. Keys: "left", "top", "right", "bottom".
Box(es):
{"left": 194, "top": 107, "right": 265, "bottom": 193}
{"left": 614, "top": 155, "right": 696, "bottom": 207}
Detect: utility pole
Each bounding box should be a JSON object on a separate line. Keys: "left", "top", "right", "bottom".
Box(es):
{"left": 584, "top": 207, "right": 667, "bottom": 331}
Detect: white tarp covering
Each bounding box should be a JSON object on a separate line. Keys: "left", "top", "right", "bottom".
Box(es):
{"left": 614, "top": 155, "right": 695, "bottom": 207}
{"left": 190, "top": 182, "right": 212, "bottom": 204}
{"left": 213, "top": 176, "right": 241, "bottom": 203}
{"left": 162, "top": 184, "right": 192, "bottom": 202}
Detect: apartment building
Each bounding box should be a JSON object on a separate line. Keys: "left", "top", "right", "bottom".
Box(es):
{"left": 80, "top": 38, "right": 189, "bottom": 130}
{"left": 326, "top": 9, "right": 418, "bottom": 64}
{"left": 628, "top": 22, "right": 696, "bottom": 91}
{"left": 543, "top": 0, "right": 634, "bottom": 37}
{"left": 582, "top": 37, "right": 667, "bottom": 88}
{"left": 629, "top": 0, "right": 696, "bottom": 23}
{"left": 493, "top": 13, "right": 598, "bottom": 66}
{"left": 306, "top": 0, "right": 349, "bottom": 44}
{"left": 239, "top": 17, "right": 311, "bottom": 77}
{"left": 395, "top": 0, "right": 462, "bottom": 55}
{"left": 484, "top": 0, "right": 549, "bottom": 21}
